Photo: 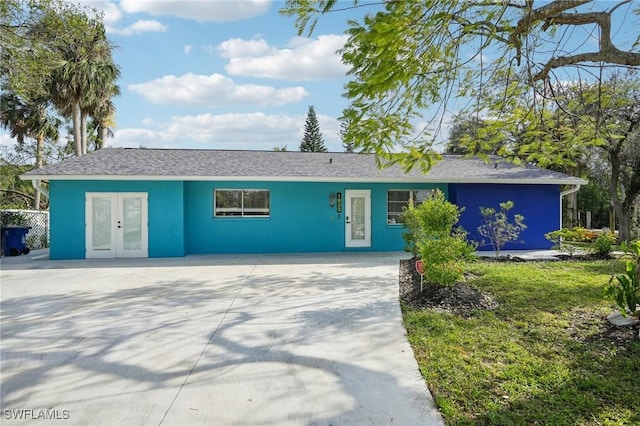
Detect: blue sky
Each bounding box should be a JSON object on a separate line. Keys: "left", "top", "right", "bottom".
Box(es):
{"left": 1, "top": 0, "right": 638, "bottom": 154}
{"left": 92, "top": 0, "right": 371, "bottom": 152}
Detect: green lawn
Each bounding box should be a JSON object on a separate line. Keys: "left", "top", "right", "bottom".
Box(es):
{"left": 403, "top": 260, "right": 640, "bottom": 425}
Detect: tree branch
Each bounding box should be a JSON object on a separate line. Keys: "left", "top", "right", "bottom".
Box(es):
{"left": 509, "top": 0, "right": 591, "bottom": 63}
{"left": 534, "top": 51, "right": 640, "bottom": 82}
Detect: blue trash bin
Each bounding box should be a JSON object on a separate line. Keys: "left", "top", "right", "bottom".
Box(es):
{"left": 1, "top": 226, "right": 31, "bottom": 256}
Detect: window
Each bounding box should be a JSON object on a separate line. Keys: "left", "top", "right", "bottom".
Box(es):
{"left": 214, "top": 189, "right": 270, "bottom": 217}
{"left": 387, "top": 190, "right": 432, "bottom": 224}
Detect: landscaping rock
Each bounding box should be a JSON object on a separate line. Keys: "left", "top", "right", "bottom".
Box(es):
{"left": 607, "top": 312, "right": 640, "bottom": 328}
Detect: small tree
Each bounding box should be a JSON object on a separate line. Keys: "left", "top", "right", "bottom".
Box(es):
{"left": 299, "top": 105, "right": 327, "bottom": 152}
{"left": 402, "top": 189, "right": 476, "bottom": 287}
{"left": 477, "top": 201, "right": 526, "bottom": 256}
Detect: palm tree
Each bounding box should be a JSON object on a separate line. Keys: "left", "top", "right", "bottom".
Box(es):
{"left": 87, "top": 78, "right": 120, "bottom": 150}
{"left": 0, "top": 92, "right": 60, "bottom": 208}
{"left": 87, "top": 104, "right": 116, "bottom": 151}
{"left": 47, "top": 8, "right": 120, "bottom": 156}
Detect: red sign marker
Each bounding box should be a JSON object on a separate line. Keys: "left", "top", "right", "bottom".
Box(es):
{"left": 416, "top": 260, "right": 424, "bottom": 275}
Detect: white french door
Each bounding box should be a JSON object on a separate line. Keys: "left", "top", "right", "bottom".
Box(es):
{"left": 345, "top": 190, "right": 371, "bottom": 248}
{"left": 85, "top": 192, "right": 148, "bottom": 258}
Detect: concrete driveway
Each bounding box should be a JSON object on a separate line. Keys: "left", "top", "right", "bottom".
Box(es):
{"left": 1, "top": 252, "right": 444, "bottom": 425}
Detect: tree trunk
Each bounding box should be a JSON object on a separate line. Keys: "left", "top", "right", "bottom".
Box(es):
{"left": 81, "top": 112, "right": 88, "bottom": 155}
{"left": 72, "top": 102, "right": 82, "bottom": 156}
{"left": 618, "top": 192, "right": 639, "bottom": 243}
{"left": 607, "top": 146, "right": 637, "bottom": 243}
{"left": 618, "top": 203, "right": 632, "bottom": 243}
{"left": 608, "top": 149, "right": 622, "bottom": 237}
{"left": 97, "top": 123, "right": 106, "bottom": 149}
{"left": 33, "top": 188, "right": 41, "bottom": 210}
{"left": 33, "top": 134, "right": 44, "bottom": 210}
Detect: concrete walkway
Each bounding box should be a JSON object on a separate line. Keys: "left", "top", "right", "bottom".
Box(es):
{"left": 1, "top": 253, "right": 444, "bottom": 425}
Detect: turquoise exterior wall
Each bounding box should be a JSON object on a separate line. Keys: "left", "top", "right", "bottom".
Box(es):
{"left": 48, "top": 179, "right": 444, "bottom": 259}
{"left": 49, "top": 180, "right": 186, "bottom": 259}
{"left": 185, "top": 181, "right": 446, "bottom": 254}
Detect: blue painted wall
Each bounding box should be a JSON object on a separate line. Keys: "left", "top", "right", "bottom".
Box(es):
{"left": 49, "top": 180, "right": 186, "bottom": 259}
{"left": 184, "top": 181, "right": 446, "bottom": 254}
{"left": 48, "top": 179, "right": 561, "bottom": 258}
{"left": 450, "top": 183, "right": 559, "bottom": 250}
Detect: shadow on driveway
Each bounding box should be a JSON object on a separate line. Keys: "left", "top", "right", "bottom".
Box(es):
{"left": 1, "top": 254, "right": 444, "bottom": 425}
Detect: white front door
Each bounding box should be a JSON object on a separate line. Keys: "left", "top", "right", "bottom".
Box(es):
{"left": 86, "top": 192, "right": 148, "bottom": 258}
{"left": 345, "top": 190, "right": 371, "bottom": 248}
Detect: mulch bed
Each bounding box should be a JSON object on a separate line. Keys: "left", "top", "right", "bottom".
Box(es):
{"left": 399, "top": 258, "right": 497, "bottom": 317}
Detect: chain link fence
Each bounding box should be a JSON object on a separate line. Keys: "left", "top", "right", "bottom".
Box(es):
{"left": 0, "top": 209, "right": 50, "bottom": 251}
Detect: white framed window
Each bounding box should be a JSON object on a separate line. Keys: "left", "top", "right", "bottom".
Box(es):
{"left": 214, "top": 189, "right": 270, "bottom": 217}
{"left": 387, "top": 189, "right": 432, "bottom": 224}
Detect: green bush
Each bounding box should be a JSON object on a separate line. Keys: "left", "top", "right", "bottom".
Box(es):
{"left": 402, "top": 188, "right": 462, "bottom": 255}
{"left": 605, "top": 240, "right": 640, "bottom": 317}
{"left": 402, "top": 189, "right": 476, "bottom": 287}
{"left": 592, "top": 233, "right": 614, "bottom": 258}
{"left": 418, "top": 232, "right": 477, "bottom": 286}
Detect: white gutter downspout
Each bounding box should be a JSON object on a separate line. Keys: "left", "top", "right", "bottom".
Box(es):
{"left": 560, "top": 184, "right": 581, "bottom": 229}
{"left": 32, "top": 179, "right": 49, "bottom": 199}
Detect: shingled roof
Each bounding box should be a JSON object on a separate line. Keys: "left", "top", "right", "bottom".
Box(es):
{"left": 21, "top": 148, "right": 585, "bottom": 185}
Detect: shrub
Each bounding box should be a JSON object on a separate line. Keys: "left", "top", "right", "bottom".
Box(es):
{"left": 605, "top": 241, "right": 640, "bottom": 317}
{"left": 477, "top": 201, "right": 526, "bottom": 256}
{"left": 402, "top": 189, "right": 476, "bottom": 287}
{"left": 402, "top": 205, "right": 424, "bottom": 256}
{"left": 545, "top": 228, "right": 582, "bottom": 257}
{"left": 592, "top": 233, "right": 614, "bottom": 258}
{"left": 417, "top": 232, "right": 477, "bottom": 286}
{"left": 0, "top": 211, "right": 28, "bottom": 227}
{"left": 402, "top": 188, "right": 462, "bottom": 256}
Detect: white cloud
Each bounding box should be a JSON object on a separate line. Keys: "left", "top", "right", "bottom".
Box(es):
{"left": 184, "top": 45, "right": 194, "bottom": 54}
{"left": 88, "top": 1, "right": 267, "bottom": 34}
{"left": 220, "top": 35, "right": 349, "bottom": 81}
{"left": 110, "top": 112, "right": 342, "bottom": 151}
{"left": 110, "top": 19, "right": 168, "bottom": 36}
{"left": 119, "top": 0, "right": 270, "bottom": 23}
{"left": 128, "top": 73, "right": 308, "bottom": 107}
{"left": 99, "top": 1, "right": 123, "bottom": 27}
{"left": 218, "top": 38, "right": 272, "bottom": 58}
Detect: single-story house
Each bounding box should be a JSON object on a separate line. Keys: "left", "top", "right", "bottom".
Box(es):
{"left": 21, "top": 148, "right": 586, "bottom": 260}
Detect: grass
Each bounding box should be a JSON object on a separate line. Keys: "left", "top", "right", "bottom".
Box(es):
{"left": 402, "top": 260, "right": 640, "bottom": 425}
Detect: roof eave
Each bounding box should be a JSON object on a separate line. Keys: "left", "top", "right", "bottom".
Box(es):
{"left": 20, "top": 174, "right": 588, "bottom": 185}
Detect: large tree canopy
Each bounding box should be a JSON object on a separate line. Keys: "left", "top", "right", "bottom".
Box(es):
{"left": 282, "top": 0, "right": 640, "bottom": 171}
{"left": 1, "top": 0, "right": 120, "bottom": 157}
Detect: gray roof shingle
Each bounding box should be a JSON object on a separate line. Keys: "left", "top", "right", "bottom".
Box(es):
{"left": 21, "top": 148, "right": 586, "bottom": 184}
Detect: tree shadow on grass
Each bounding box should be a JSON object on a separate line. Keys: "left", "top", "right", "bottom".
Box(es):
{"left": 404, "top": 259, "right": 640, "bottom": 424}
{"left": 466, "top": 336, "right": 640, "bottom": 425}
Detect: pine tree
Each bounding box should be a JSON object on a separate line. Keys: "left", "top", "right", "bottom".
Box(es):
{"left": 299, "top": 105, "right": 327, "bottom": 152}
{"left": 339, "top": 119, "right": 355, "bottom": 153}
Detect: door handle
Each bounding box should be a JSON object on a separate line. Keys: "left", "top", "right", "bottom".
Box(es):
{"left": 346, "top": 216, "right": 351, "bottom": 224}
